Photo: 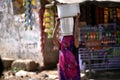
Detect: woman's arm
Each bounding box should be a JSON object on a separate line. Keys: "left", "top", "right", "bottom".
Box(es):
{"left": 52, "top": 18, "right": 60, "bottom": 50}
{"left": 74, "top": 13, "right": 80, "bottom": 48}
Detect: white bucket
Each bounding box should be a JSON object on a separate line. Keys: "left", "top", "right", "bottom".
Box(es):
{"left": 57, "top": 3, "right": 80, "bottom": 18}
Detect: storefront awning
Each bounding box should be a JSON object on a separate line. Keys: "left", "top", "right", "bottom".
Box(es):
{"left": 56, "top": 0, "right": 120, "bottom": 3}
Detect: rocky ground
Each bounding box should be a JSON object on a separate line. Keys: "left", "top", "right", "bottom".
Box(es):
{"left": 1, "top": 58, "right": 120, "bottom": 80}
{"left": 1, "top": 69, "right": 59, "bottom": 80}
{"left": 1, "top": 69, "right": 120, "bottom": 80}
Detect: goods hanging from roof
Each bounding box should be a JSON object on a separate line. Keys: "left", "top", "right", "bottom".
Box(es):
{"left": 12, "top": 0, "right": 25, "bottom": 15}
{"left": 12, "top": 0, "right": 38, "bottom": 15}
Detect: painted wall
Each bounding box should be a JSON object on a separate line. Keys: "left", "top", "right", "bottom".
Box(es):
{"left": 0, "top": 0, "right": 43, "bottom": 66}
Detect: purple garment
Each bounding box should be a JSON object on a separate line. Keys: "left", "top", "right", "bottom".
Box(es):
{"left": 58, "top": 35, "right": 81, "bottom": 80}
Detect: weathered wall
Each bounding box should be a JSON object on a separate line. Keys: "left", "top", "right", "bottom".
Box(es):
{"left": 43, "top": 36, "right": 59, "bottom": 69}
{"left": 0, "top": 0, "right": 43, "bottom": 66}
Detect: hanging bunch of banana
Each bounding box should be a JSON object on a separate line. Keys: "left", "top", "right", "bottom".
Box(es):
{"left": 43, "top": 8, "right": 54, "bottom": 38}
{"left": 24, "top": 0, "right": 33, "bottom": 30}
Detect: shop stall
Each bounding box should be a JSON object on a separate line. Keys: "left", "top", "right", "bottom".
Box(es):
{"left": 55, "top": 0, "right": 120, "bottom": 73}
{"left": 79, "top": 1, "right": 120, "bottom": 72}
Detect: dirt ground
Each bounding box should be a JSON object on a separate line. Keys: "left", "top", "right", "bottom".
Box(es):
{"left": 0, "top": 69, "right": 59, "bottom": 80}
{"left": 1, "top": 69, "right": 120, "bottom": 80}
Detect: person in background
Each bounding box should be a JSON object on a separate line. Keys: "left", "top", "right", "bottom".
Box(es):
{"left": 53, "top": 13, "right": 81, "bottom": 80}
{"left": 0, "top": 57, "right": 4, "bottom": 77}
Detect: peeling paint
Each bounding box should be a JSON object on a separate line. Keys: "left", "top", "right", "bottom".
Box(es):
{"left": 0, "top": 0, "right": 43, "bottom": 66}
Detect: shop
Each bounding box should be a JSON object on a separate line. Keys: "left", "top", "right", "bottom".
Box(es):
{"left": 79, "top": 1, "right": 120, "bottom": 71}
{"left": 55, "top": 1, "right": 120, "bottom": 78}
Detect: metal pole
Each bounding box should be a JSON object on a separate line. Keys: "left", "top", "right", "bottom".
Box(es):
{"left": 88, "top": 48, "right": 92, "bottom": 79}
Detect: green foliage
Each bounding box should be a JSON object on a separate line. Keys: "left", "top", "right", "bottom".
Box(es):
{"left": 11, "top": 67, "right": 25, "bottom": 73}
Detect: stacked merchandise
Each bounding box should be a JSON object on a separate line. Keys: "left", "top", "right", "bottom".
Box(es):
{"left": 79, "top": 4, "right": 120, "bottom": 71}
{"left": 79, "top": 24, "right": 120, "bottom": 70}
{"left": 100, "top": 23, "right": 120, "bottom": 69}
{"left": 79, "top": 26, "right": 108, "bottom": 70}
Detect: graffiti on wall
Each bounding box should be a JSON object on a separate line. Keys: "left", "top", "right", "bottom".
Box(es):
{"left": 0, "top": 0, "right": 42, "bottom": 64}
{"left": 22, "top": 30, "right": 40, "bottom": 49}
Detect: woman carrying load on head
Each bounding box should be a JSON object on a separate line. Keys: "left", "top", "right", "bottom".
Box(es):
{"left": 52, "top": 12, "right": 81, "bottom": 80}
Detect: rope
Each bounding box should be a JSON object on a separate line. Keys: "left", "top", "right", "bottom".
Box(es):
{"left": 25, "top": 0, "right": 33, "bottom": 30}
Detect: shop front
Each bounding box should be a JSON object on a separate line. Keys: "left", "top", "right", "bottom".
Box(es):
{"left": 55, "top": 0, "right": 120, "bottom": 74}
{"left": 78, "top": 1, "right": 120, "bottom": 71}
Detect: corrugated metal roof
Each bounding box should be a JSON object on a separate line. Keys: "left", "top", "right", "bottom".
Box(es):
{"left": 56, "top": 0, "right": 120, "bottom": 3}
{"left": 79, "top": 1, "right": 120, "bottom": 7}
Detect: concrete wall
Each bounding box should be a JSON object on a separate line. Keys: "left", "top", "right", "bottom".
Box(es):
{"left": 0, "top": 0, "right": 43, "bottom": 66}
{"left": 0, "top": 0, "right": 59, "bottom": 68}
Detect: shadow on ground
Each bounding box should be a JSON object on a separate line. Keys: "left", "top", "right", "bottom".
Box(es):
{"left": 85, "top": 69, "right": 120, "bottom": 80}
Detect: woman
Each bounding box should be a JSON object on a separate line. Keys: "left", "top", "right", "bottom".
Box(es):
{"left": 53, "top": 13, "right": 81, "bottom": 80}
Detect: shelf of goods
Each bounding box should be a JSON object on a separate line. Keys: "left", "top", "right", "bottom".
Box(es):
{"left": 79, "top": 23, "right": 120, "bottom": 71}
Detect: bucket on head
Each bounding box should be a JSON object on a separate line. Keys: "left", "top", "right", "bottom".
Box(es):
{"left": 57, "top": 3, "right": 80, "bottom": 18}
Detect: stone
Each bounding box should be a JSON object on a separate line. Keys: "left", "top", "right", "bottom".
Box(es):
{"left": 15, "top": 70, "right": 28, "bottom": 77}
{"left": 12, "top": 59, "right": 38, "bottom": 71}
{"left": 2, "top": 58, "right": 14, "bottom": 69}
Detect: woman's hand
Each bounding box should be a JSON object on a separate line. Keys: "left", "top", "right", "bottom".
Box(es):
{"left": 53, "top": 38, "right": 60, "bottom": 50}
{"left": 56, "top": 18, "right": 60, "bottom": 24}
{"left": 76, "top": 13, "right": 80, "bottom": 20}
